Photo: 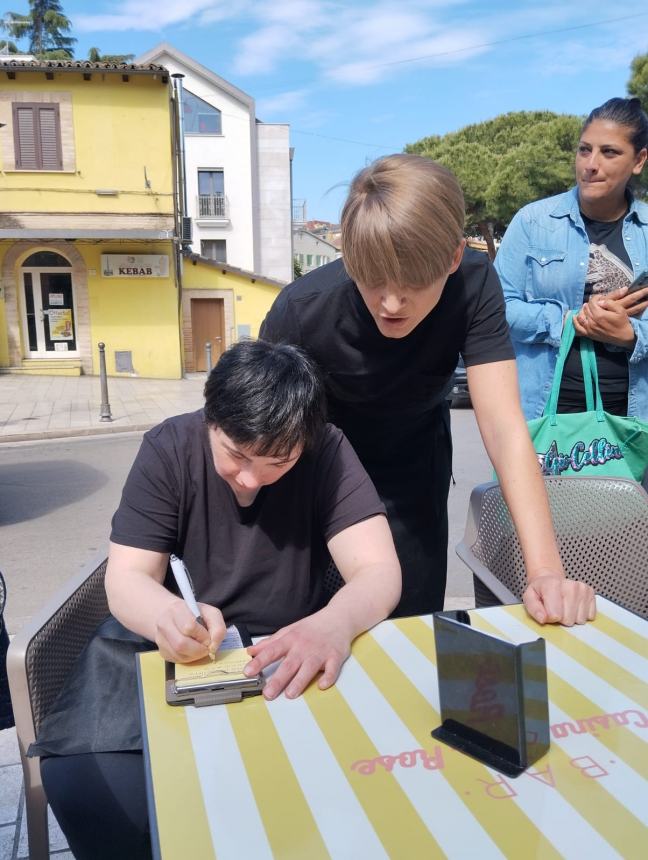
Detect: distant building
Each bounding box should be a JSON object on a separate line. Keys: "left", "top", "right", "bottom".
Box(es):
{"left": 305, "top": 219, "right": 342, "bottom": 250}
{"left": 136, "top": 43, "right": 293, "bottom": 284}
{"left": 293, "top": 228, "right": 340, "bottom": 275}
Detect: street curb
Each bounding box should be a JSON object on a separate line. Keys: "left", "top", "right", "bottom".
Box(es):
{"left": 0, "top": 423, "right": 155, "bottom": 444}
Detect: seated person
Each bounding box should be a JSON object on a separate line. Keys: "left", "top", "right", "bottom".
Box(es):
{"left": 33, "top": 339, "right": 401, "bottom": 860}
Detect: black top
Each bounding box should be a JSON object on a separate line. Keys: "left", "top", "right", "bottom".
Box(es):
{"left": 110, "top": 411, "right": 385, "bottom": 636}
{"left": 260, "top": 250, "right": 513, "bottom": 464}
{"left": 559, "top": 212, "right": 632, "bottom": 414}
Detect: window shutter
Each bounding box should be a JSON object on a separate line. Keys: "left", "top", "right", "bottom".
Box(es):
{"left": 15, "top": 106, "right": 38, "bottom": 169}
{"left": 37, "top": 106, "right": 62, "bottom": 170}
{"left": 12, "top": 102, "right": 62, "bottom": 170}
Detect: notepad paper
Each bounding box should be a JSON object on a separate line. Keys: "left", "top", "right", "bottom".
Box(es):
{"left": 174, "top": 625, "right": 252, "bottom": 689}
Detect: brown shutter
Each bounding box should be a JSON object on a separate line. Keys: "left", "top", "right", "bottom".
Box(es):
{"left": 12, "top": 102, "right": 62, "bottom": 170}
{"left": 14, "top": 105, "right": 38, "bottom": 169}
{"left": 37, "top": 106, "right": 62, "bottom": 170}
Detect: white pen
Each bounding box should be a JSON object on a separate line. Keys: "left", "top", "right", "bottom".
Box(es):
{"left": 169, "top": 554, "right": 207, "bottom": 630}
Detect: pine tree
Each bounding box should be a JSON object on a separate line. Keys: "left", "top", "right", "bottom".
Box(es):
{"left": 87, "top": 46, "right": 135, "bottom": 64}
{"left": 1, "top": 0, "right": 76, "bottom": 59}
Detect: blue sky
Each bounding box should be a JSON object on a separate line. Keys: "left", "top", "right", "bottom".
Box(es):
{"left": 7, "top": 1, "right": 648, "bottom": 223}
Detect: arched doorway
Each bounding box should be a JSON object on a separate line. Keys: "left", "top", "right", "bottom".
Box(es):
{"left": 20, "top": 251, "right": 78, "bottom": 358}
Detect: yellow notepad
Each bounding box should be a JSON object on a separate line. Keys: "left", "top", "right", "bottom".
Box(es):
{"left": 174, "top": 647, "right": 251, "bottom": 689}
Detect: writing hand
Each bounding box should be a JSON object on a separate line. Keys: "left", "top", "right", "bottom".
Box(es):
{"left": 523, "top": 574, "right": 596, "bottom": 626}
{"left": 155, "top": 600, "right": 226, "bottom": 663}
{"left": 244, "top": 608, "right": 351, "bottom": 700}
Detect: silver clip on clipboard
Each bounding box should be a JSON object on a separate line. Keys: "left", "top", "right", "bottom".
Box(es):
{"left": 165, "top": 624, "right": 265, "bottom": 707}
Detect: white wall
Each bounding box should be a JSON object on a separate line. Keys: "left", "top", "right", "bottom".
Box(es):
{"left": 256, "top": 123, "right": 292, "bottom": 283}
{"left": 137, "top": 46, "right": 291, "bottom": 284}
{"left": 155, "top": 52, "right": 256, "bottom": 272}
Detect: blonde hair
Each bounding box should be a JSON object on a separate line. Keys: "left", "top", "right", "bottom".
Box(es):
{"left": 341, "top": 153, "right": 465, "bottom": 288}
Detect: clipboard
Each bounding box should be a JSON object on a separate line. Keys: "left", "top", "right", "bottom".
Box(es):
{"left": 165, "top": 624, "right": 265, "bottom": 707}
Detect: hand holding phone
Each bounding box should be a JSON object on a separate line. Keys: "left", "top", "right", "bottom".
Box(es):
{"left": 627, "top": 270, "right": 648, "bottom": 295}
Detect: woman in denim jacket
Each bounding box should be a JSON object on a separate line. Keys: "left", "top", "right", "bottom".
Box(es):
{"left": 496, "top": 98, "right": 648, "bottom": 420}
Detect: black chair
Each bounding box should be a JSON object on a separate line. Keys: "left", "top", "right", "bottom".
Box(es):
{"left": 6, "top": 552, "right": 110, "bottom": 860}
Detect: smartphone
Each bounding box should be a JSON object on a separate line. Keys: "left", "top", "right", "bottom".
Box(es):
{"left": 627, "top": 270, "right": 648, "bottom": 294}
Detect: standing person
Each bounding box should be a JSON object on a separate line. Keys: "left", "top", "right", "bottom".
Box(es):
{"left": 33, "top": 339, "right": 401, "bottom": 860}
{"left": 261, "top": 153, "right": 595, "bottom": 625}
{"left": 496, "top": 97, "right": 648, "bottom": 420}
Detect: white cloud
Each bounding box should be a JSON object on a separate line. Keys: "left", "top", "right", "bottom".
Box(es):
{"left": 74, "top": 0, "right": 239, "bottom": 33}
{"left": 257, "top": 88, "right": 309, "bottom": 116}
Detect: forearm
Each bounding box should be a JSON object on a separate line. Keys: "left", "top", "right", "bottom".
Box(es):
{"left": 105, "top": 546, "right": 179, "bottom": 641}
{"left": 491, "top": 431, "right": 565, "bottom": 579}
{"left": 505, "top": 296, "right": 565, "bottom": 346}
{"left": 326, "top": 562, "right": 401, "bottom": 641}
{"left": 470, "top": 361, "right": 564, "bottom": 580}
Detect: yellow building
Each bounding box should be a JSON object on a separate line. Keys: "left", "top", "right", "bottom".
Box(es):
{"left": 0, "top": 58, "right": 179, "bottom": 377}
{"left": 0, "top": 58, "right": 284, "bottom": 378}
{"left": 181, "top": 254, "right": 284, "bottom": 372}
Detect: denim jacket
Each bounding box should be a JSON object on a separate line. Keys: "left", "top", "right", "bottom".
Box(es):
{"left": 495, "top": 187, "right": 648, "bottom": 419}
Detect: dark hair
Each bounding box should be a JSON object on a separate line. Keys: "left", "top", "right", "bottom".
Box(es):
{"left": 203, "top": 339, "right": 326, "bottom": 456}
{"left": 583, "top": 97, "right": 648, "bottom": 153}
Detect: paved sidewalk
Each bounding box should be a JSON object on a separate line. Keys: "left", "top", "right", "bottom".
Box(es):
{"left": 0, "top": 373, "right": 207, "bottom": 443}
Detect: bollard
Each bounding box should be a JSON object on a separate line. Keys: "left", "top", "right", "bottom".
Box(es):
{"left": 98, "top": 342, "right": 113, "bottom": 422}
{"left": 205, "top": 341, "right": 212, "bottom": 373}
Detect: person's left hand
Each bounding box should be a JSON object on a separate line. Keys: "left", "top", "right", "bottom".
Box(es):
{"left": 243, "top": 608, "right": 352, "bottom": 700}
{"left": 573, "top": 287, "right": 648, "bottom": 348}
{"left": 523, "top": 574, "right": 596, "bottom": 626}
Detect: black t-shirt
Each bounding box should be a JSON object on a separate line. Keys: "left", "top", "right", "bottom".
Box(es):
{"left": 110, "top": 411, "right": 385, "bottom": 636}
{"left": 559, "top": 213, "right": 632, "bottom": 414}
{"left": 260, "top": 250, "right": 513, "bottom": 465}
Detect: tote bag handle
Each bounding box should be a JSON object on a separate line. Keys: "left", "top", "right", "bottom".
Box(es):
{"left": 579, "top": 337, "right": 605, "bottom": 421}
{"left": 545, "top": 312, "right": 597, "bottom": 423}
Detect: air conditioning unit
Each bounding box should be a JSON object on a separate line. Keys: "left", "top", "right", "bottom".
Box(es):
{"left": 181, "top": 216, "right": 193, "bottom": 246}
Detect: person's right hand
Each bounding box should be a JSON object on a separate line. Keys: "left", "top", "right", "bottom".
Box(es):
{"left": 155, "top": 599, "right": 226, "bottom": 663}
{"left": 600, "top": 284, "right": 648, "bottom": 318}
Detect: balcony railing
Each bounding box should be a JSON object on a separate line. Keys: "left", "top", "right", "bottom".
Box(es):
{"left": 197, "top": 194, "right": 229, "bottom": 219}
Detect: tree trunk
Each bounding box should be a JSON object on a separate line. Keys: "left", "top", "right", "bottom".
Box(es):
{"left": 477, "top": 221, "right": 497, "bottom": 261}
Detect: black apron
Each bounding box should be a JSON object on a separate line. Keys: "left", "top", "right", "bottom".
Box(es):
{"left": 29, "top": 617, "right": 156, "bottom": 757}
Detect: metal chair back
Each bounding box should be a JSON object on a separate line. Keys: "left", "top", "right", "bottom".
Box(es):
{"left": 6, "top": 553, "right": 110, "bottom": 860}
{"left": 456, "top": 476, "right": 648, "bottom": 619}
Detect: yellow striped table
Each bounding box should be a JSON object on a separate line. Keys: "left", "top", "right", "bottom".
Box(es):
{"left": 137, "top": 599, "right": 648, "bottom": 859}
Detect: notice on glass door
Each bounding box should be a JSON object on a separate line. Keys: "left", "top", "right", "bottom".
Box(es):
{"left": 49, "top": 308, "right": 73, "bottom": 340}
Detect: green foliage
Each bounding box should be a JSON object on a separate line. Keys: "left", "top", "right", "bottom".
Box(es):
{"left": 87, "top": 46, "right": 135, "bottom": 64}
{"left": 0, "top": 38, "right": 18, "bottom": 52}
{"left": 628, "top": 52, "right": 648, "bottom": 116}
{"left": 293, "top": 256, "right": 303, "bottom": 279}
{"left": 1, "top": 0, "right": 75, "bottom": 59}
{"left": 406, "top": 111, "right": 583, "bottom": 238}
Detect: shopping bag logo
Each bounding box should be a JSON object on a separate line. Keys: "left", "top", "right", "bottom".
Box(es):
{"left": 537, "top": 438, "right": 623, "bottom": 476}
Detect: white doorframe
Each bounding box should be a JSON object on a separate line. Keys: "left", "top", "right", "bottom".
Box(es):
{"left": 21, "top": 266, "right": 79, "bottom": 359}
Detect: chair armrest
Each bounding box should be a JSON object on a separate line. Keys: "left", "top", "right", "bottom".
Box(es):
{"left": 455, "top": 540, "right": 519, "bottom": 606}
{"left": 7, "top": 550, "right": 110, "bottom": 751}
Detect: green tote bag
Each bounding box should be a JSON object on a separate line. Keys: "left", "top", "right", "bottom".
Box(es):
{"left": 527, "top": 313, "right": 648, "bottom": 481}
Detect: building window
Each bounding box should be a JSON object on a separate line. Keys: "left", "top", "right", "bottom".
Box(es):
{"left": 306, "top": 255, "right": 313, "bottom": 267}
{"left": 197, "top": 170, "right": 226, "bottom": 217}
{"left": 201, "top": 240, "right": 227, "bottom": 263}
{"left": 182, "top": 90, "right": 222, "bottom": 134}
{"left": 12, "top": 102, "right": 62, "bottom": 170}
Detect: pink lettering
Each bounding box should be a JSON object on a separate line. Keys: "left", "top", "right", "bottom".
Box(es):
{"left": 526, "top": 765, "right": 556, "bottom": 787}
{"left": 570, "top": 756, "right": 609, "bottom": 778}
{"left": 477, "top": 774, "right": 517, "bottom": 799}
